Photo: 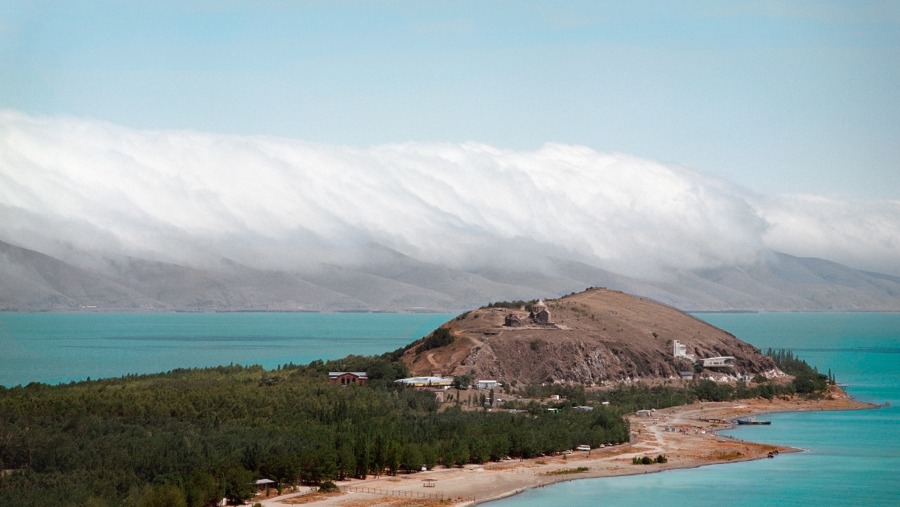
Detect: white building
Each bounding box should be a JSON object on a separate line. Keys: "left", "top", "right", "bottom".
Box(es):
{"left": 673, "top": 340, "right": 695, "bottom": 361}
{"left": 702, "top": 356, "right": 736, "bottom": 368}
{"left": 475, "top": 379, "right": 498, "bottom": 390}
{"left": 395, "top": 376, "right": 455, "bottom": 388}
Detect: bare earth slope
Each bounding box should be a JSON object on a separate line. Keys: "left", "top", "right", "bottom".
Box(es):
{"left": 402, "top": 288, "right": 777, "bottom": 384}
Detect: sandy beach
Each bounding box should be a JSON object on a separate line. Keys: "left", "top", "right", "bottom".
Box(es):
{"left": 255, "top": 387, "right": 873, "bottom": 507}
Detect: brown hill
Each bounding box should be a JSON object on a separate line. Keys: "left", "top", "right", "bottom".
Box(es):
{"left": 401, "top": 288, "right": 779, "bottom": 385}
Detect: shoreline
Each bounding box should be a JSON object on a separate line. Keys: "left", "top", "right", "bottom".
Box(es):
{"left": 257, "top": 387, "right": 874, "bottom": 507}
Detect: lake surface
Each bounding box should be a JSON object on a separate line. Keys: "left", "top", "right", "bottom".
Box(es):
{"left": 488, "top": 312, "right": 900, "bottom": 506}
{"left": 0, "top": 312, "right": 453, "bottom": 386}
{"left": 0, "top": 311, "right": 897, "bottom": 504}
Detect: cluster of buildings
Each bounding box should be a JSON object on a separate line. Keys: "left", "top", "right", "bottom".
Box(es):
{"left": 327, "top": 371, "right": 499, "bottom": 402}
{"left": 504, "top": 299, "right": 553, "bottom": 327}
{"left": 391, "top": 376, "right": 499, "bottom": 390}
{"left": 673, "top": 340, "right": 735, "bottom": 369}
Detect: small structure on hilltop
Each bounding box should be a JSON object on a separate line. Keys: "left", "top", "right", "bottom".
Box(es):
{"left": 504, "top": 299, "right": 554, "bottom": 327}
{"left": 504, "top": 313, "right": 525, "bottom": 327}
{"left": 328, "top": 371, "right": 368, "bottom": 386}
{"left": 529, "top": 299, "right": 552, "bottom": 324}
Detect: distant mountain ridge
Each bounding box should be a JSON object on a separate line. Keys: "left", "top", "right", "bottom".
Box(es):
{"left": 1, "top": 239, "right": 898, "bottom": 312}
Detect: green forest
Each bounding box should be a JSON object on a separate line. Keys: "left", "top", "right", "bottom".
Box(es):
{"left": 0, "top": 354, "right": 629, "bottom": 507}
{"left": 0, "top": 347, "right": 828, "bottom": 506}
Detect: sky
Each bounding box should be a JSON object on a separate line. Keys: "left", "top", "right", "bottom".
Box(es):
{"left": 1, "top": 1, "right": 899, "bottom": 278}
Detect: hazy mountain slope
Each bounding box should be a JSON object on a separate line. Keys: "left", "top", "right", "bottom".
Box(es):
{"left": 670, "top": 252, "right": 900, "bottom": 311}
{"left": 101, "top": 257, "right": 367, "bottom": 311}
{"left": 1, "top": 240, "right": 898, "bottom": 312}
{"left": 0, "top": 240, "right": 165, "bottom": 311}
{"left": 349, "top": 244, "right": 553, "bottom": 308}
{"left": 472, "top": 258, "right": 633, "bottom": 296}
{"left": 300, "top": 264, "right": 461, "bottom": 311}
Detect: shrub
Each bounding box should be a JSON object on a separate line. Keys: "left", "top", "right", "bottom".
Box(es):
{"left": 318, "top": 481, "right": 339, "bottom": 493}
{"left": 452, "top": 374, "right": 471, "bottom": 390}
{"left": 483, "top": 300, "right": 535, "bottom": 310}
{"left": 415, "top": 328, "right": 454, "bottom": 354}
{"left": 546, "top": 466, "right": 589, "bottom": 475}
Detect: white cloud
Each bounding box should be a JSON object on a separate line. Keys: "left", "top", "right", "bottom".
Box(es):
{"left": 1, "top": 110, "right": 897, "bottom": 278}
{"left": 756, "top": 194, "right": 900, "bottom": 276}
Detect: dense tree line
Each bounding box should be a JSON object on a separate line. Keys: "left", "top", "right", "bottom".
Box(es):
{"left": 765, "top": 348, "right": 831, "bottom": 394}
{"left": 0, "top": 355, "right": 627, "bottom": 507}
{"left": 589, "top": 384, "right": 698, "bottom": 412}
{"left": 481, "top": 300, "right": 538, "bottom": 311}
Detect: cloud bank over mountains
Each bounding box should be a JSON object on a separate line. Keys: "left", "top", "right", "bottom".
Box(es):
{"left": 1, "top": 109, "right": 898, "bottom": 281}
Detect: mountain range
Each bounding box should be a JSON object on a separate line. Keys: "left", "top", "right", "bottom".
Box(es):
{"left": 1, "top": 239, "right": 898, "bottom": 312}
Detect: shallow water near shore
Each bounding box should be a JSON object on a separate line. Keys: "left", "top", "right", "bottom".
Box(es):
{"left": 487, "top": 312, "right": 900, "bottom": 506}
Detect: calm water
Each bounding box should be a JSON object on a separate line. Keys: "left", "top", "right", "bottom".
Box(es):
{"left": 0, "top": 312, "right": 452, "bottom": 386}
{"left": 488, "top": 312, "right": 900, "bottom": 506}
{"left": 0, "top": 312, "right": 897, "bottom": 504}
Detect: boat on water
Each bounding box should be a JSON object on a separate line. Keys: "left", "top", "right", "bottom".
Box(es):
{"left": 736, "top": 417, "right": 771, "bottom": 425}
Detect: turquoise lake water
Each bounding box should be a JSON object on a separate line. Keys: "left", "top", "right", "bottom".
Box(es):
{"left": 488, "top": 312, "right": 900, "bottom": 506}
{"left": 0, "top": 312, "right": 453, "bottom": 386}
{"left": 0, "top": 311, "right": 897, "bottom": 504}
